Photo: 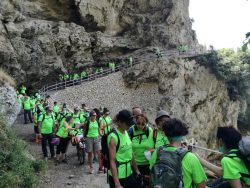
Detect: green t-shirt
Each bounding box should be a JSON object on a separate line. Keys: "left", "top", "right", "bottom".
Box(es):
{"left": 86, "top": 120, "right": 99, "bottom": 138}
{"left": 56, "top": 123, "right": 69, "bottom": 138}
{"left": 57, "top": 112, "right": 71, "bottom": 127}
{"left": 154, "top": 129, "right": 169, "bottom": 149}
{"left": 38, "top": 114, "right": 54, "bottom": 134}
{"left": 222, "top": 149, "right": 250, "bottom": 186}
{"left": 53, "top": 105, "right": 60, "bottom": 113}
{"left": 131, "top": 126, "right": 154, "bottom": 165}
{"left": 149, "top": 146, "right": 207, "bottom": 188}
{"left": 70, "top": 113, "right": 85, "bottom": 127}
{"left": 23, "top": 97, "right": 31, "bottom": 110}
{"left": 108, "top": 129, "right": 133, "bottom": 179}
{"left": 30, "top": 99, "right": 36, "bottom": 109}
{"left": 100, "top": 116, "right": 112, "bottom": 135}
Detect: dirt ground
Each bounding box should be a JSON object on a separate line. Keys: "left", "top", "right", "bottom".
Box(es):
{"left": 13, "top": 114, "right": 109, "bottom": 188}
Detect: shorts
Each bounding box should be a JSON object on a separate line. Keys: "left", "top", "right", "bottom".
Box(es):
{"left": 34, "top": 126, "right": 39, "bottom": 134}
{"left": 109, "top": 175, "right": 139, "bottom": 188}
{"left": 85, "top": 136, "right": 101, "bottom": 153}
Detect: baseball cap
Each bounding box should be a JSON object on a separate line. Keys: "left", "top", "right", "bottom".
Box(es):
{"left": 155, "top": 110, "right": 170, "bottom": 122}
{"left": 116, "top": 109, "right": 134, "bottom": 127}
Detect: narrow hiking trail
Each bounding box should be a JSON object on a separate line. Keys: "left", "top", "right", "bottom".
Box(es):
{"left": 13, "top": 114, "right": 109, "bottom": 188}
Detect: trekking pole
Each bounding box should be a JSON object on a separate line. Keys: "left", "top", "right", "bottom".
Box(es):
{"left": 188, "top": 144, "right": 223, "bottom": 155}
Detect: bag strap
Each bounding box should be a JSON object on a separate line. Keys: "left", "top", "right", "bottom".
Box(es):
{"left": 153, "top": 128, "right": 158, "bottom": 146}
{"left": 112, "top": 130, "right": 120, "bottom": 152}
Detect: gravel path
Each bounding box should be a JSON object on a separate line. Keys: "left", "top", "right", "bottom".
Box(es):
{"left": 13, "top": 114, "right": 109, "bottom": 188}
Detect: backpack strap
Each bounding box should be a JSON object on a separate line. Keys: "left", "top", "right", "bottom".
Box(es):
{"left": 59, "top": 112, "right": 67, "bottom": 122}
{"left": 153, "top": 128, "right": 158, "bottom": 147}
{"left": 176, "top": 148, "right": 189, "bottom": 160}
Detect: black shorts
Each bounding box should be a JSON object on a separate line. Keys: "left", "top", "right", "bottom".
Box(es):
{"left": 34, "top": 126, "right": 39, "bottom": 134}
{"left": 109, "top": 174, "right": 139, "bottom": 188}
{"left": 138, "top": 164, "right": 150, "bottom": 187}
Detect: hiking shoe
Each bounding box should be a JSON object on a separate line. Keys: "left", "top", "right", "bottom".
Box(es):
{"left": 89, "top": 167, "right": 94, "bottom": 174}
{"left": 98, "top": 167, "right": 104, "bottom": 173}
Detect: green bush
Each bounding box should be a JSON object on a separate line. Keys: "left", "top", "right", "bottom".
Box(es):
{"left": 0, "top": 125, "right": 44, "bottom": 188}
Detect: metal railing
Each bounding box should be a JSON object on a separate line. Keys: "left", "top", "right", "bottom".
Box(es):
{"left": 38, "top": 50, "right": 213, "bottom": 96}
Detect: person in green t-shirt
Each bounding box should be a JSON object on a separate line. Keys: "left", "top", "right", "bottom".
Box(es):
{"left": 108, "top": 109, "right": 140, "bottom": 188}
{"left": 154, "top": 110, "right": 171, "bottom": 149}
{"left": 196, "top": 126, "right": 250, "bottom": 188}
{"left": 129, "top": 114, "right": 154, "bottom": 187}
{"left": 56, "top": 116, "right": 75, "bottom": 164}
{"left": 38, "top": 106, "right": 55, "bottom": 161}
{"left": 53, "top": 101, "right": 60, "bottom": 118}
{"left": 23, "top": 95, "right": 33, "bottom": 124}
{"left": 70, "top": 107, "right": 86, "bottom": 128}
{"left": 149, "top": 118, "right": 207, "bottom": 188}
{"left": 99, "top": 108, "right": 112, "bottom": 135}
{"left": 20, "top": 85, "right": 27, "bottom": 95}
{"left": 33, "top": 100, "right": 44, "bottom": 144}
{"left": 63, "top": 74, "right": 69, "bottom": 81}
{"left": 84, "top": 111, "right": 102, "bottom": 174}
{"left": 81, "top": 71, "right": 87, "bottom": 79}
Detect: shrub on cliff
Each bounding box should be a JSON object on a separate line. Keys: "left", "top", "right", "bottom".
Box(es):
{"left": 195, "top": 49, "right": 250, "bottom": 100}
{"left": 0, "top": 124, "right": 45, "bottom": 188}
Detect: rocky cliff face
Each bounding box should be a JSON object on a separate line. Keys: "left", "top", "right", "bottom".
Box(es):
{"left": 0, "top": 71, "right": 20, "bottom": 126}
{"left": 51, "top": 56, "right": 240, "bottom": 148}
{"left": 0, "top": 0, "right": 199, "bottom": 89}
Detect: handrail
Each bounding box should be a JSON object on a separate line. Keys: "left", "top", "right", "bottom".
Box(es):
{"left": 38, "top": 50, "right": 212, "bottom": 96}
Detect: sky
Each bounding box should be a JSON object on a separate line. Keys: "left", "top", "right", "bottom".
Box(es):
{"left": 189, "top": 0, "right": 250, "bottom": 49}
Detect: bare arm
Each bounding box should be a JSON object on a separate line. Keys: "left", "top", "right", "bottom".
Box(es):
{"left": 196, "top": 154, "right": 223, "bottom": 177}
{"left": 131, "top": 153, "right": 140, "bottom": 175}
{"left": 228, "top": 179, "right": 242, "bottom": 188}
{"left": 38, "top": 121, "right": 41, "bottom": 133}
{"left": 109, "top": 138, "right": 122, "bottom": 188}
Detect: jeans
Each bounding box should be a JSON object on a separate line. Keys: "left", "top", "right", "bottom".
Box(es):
{"left": 41, "top": 133, "right": 55, "bottom": 158}
{"left": 24, "top": 109, "right": 32, "bottom": 123}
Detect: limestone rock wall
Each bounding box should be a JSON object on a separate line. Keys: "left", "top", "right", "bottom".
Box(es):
{"left": 51, "top": 57, "right": 240, "bottom": 148}
{"left": 0, "top": 0, "right": 199, "bottom": 90}
{"left": 0, "top": 73, "right": 20, "bottom": 126}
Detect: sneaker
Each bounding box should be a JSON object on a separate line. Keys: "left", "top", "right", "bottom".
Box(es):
{"left": 89, "top": 167, "right": 94, "bottom": 174}
{"left": 44, "top": 157, "right": 48, "bottom": 162}
{"left": 98, "top": 167, "right": 104, "bottom": 173}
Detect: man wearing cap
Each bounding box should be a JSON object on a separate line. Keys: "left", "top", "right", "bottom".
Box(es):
{"left": 38, "top": 106, "right": 55, "bottom": 161}
{"left": 154, "top": 110, "right": 171, "bottom": 149}
{"left": 108, "top": 109, "right": 140, "bottom": 188}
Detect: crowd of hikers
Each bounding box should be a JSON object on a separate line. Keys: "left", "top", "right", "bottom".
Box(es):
{"left": 57, "top": 57, "right": 134, "bottom": 83}
{"left": 16, "top": 87, "right": 250, "bottom": 188}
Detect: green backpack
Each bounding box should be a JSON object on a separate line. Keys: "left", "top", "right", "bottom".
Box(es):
{"left": 150, "top": 146, "right": 189, "bottom": 188}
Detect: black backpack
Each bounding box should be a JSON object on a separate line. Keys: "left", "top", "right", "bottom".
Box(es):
{"left": 84, "top": 120, "right": 101, "bottom": 137}
{"left": 150, "top": 146, "right": 189, "bottom": 188}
